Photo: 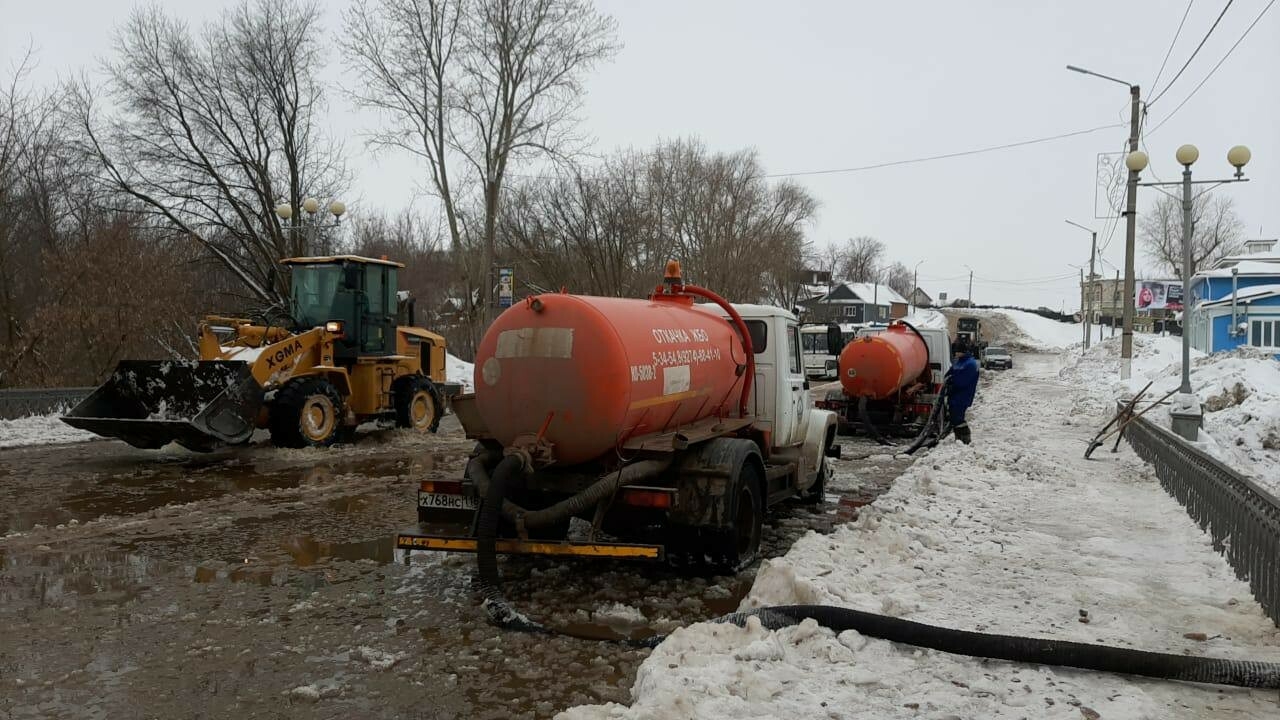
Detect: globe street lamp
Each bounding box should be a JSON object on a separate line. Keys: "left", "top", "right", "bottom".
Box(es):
{"left": 275, "top": 197, "right": 347, "bottom": 255}
{"left": 1129, "top": 144, "right": 1252, "bottom": 441}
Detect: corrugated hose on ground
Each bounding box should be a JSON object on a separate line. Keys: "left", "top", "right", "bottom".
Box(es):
{"left": 472, "top": 440, "right": 1280, "bottom": 689}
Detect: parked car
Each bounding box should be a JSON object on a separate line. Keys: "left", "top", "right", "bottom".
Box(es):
{"left": 981, "top": 346, "right": 1013, "bottom": 370}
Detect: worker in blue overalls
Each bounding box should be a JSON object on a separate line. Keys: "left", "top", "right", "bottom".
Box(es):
{"left": 945, "top": 341, "right": 980, "bottom": 444}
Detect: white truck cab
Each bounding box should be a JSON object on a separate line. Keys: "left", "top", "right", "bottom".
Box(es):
{"left": 716, "top": 305, "right": 838, "bottom": 493}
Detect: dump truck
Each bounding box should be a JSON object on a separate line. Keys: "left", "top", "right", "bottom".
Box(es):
{"left": 62, "top": 255, "right": 452, "bottom": 451}
{"left": 397, "top": 262, "right": 839, "bottom": 570}
{"left": 815, "top": 321, "right": 952, "bottom": 437}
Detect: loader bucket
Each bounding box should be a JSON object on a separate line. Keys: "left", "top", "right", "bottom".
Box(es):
{"left": 61, "top": 360, "right": 264, "bottom": 451}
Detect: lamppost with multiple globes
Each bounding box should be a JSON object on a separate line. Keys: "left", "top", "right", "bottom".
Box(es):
{"left": 274, "top": 197, "right": 347, "bottom": 255}
{"left": 1125, "top": 144, "right": 1252, "bottom": 441}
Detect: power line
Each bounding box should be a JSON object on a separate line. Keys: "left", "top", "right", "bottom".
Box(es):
{"left": 1148, "top": 0, "right": 1235, "bottom": 107}
{"left": 761, "top": 124, "right": 1123, "bottom": 178}
{"left": 1151, "top": 0, "right": 1197, "bottom": 92}
{"left": 1148, "top": 0, "right": 1275, "bottom": 136}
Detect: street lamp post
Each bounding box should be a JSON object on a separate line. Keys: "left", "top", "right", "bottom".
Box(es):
{"left": 1128, "top": 144, "right": 1252, "bottom": 441}
{"left": 1065, "top": 219, "right": 1097, "bottom": 349}
{"left": 912, "top": 260, "right": 924, "bottom": 313}
{"left": 275, "top": 197, "right": 347, "bottom": 255}
{"left": 1067, "top": 64, "right": 1141, "bottom": 379}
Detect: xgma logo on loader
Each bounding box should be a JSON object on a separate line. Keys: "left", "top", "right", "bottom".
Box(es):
{"left": 265, "top": 340, "right": 305, "bottom": 369}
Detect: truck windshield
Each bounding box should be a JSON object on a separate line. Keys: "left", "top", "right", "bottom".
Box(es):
{"left": 291, "top": 264, "right": 351, "bottom": 329}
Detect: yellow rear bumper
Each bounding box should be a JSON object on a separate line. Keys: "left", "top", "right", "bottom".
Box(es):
{"left": 395, "top": 531, "right": 664, "bottom": 560}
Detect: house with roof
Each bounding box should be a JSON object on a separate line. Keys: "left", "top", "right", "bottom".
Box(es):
{"left": 1186, "top": 239, "right": 1280, "bottom": 355}
{"left": 797, "top": 282, "right": 909, "bottom": 323}
{"left": 909, "top": 287, "right": 933, "bottom": 308}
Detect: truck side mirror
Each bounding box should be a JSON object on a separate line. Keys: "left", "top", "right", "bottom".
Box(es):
{"left": 826, "top": 325, "right": 844, "bottom": 356}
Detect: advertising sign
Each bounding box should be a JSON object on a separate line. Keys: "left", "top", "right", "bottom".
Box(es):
{"left": 1135, "top": 280, "right": 1183, "bottom": 311}
{"left": 497, "top": 267, "right": 514, "bottom": 308}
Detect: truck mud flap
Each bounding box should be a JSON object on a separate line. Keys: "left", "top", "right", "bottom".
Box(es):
{"left": 61, "top": 360, "right": 263, "bottom": 451}
{"left": 395, "top": 528, "right": 664, "bottom": 561}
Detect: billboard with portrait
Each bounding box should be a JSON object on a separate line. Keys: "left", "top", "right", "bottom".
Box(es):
{"left": 1135, "top": 280, "right": 1183, "bottom": 311}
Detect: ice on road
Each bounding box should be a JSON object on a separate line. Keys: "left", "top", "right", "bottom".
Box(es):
{"left": 563, "top": 354, "right": 1280, "bottom": 719}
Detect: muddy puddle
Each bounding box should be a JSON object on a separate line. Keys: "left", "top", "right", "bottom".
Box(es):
{"left": 0, "top": 428, "right": 913, "bottom": 719}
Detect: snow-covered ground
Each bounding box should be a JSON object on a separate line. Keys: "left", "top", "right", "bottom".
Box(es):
{"left": 447, "top": 353, "right": 475, "bottom": 393}
{"left": 1061, "top": 335, "right": 1280, "bottom": 493}
{"left": 957, "top": 308, "right": 1085, "bottom": 351}
{"left": 563, "top": 354, "right": 1280, "bottom": 719}
{"left": 0, "top": 414, "right": 98, "bottom": 449}
{"left": 2, "top": 355, "right": 477, "bottom": 451}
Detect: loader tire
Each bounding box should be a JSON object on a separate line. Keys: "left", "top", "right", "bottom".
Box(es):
{"left": 270, "top": 377, "right": 344, "bottom": 448}
{"left": 393, "top": 375, "right": 443, "bottom": 433}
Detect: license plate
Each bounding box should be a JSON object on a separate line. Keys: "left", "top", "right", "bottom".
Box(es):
{"left": 417, "top": 492, "right": 478, "bottom": 511}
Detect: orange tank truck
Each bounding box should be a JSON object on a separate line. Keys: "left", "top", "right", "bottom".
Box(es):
{"left": 816, "top": 320, "right": 952, "bottom": 438}
{"left": 838, "top": 323, "right": 930, "bottom": 400}
{"left": 474, "top": 292, "right": 749, "bottom": 466}
{"left": 397, "top": 262, "right": 842, "bottom": 571}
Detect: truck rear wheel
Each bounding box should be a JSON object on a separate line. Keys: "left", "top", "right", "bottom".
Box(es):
{"left": 394, "top": 375, "right": 443, "bottom": 433}
{"left": 270, "top": 377, "right": 344, "bottom": 448}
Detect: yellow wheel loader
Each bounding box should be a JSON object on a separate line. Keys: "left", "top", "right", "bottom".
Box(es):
{"left": 62, "top": 255, "right": 453, "bottom": 451}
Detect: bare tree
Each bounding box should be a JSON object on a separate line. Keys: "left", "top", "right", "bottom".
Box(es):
{"left": 342, "top": 0, "right": 619, "bottom": 345}
{"left": 72, "top": 0, "right": 348, "bottom": 304}
{"left": 882, "top": 261, "right": 914, "bottom": 298}
{"left": 495, "top": 139, "right": 818, "bottom": 307}
{"left": 1140, "top": 193, "right": 1245, "bottom": 279}
{"left": 836, "top": 236, "right": 884, "bottom": 282}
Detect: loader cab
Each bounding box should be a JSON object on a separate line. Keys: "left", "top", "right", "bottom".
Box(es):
{"left": 284, "top": 255, "right": 403, "bottom": 359}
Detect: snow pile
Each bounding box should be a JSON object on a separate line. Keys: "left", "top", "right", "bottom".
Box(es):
{"left": 563, "top": 360, "right": 1280, "bottom": 719}
{"left": 447, "top": 353, "right": 475, "bottom": 393}
{"left": 0, "top": 414, "right": 98, "bottom": 449}
{"left": 965, "top": 308, "right": 1084, "bottom": 351}
{"left": 1061, "top": 337, "right": 1280, "bottom": 491}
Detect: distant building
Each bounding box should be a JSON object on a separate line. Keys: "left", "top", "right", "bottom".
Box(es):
{"left": 909, "top": 287, "right": 933, "bottom": 308}
{"left": 1187, "top": 239, "right": 1280, "bottom": 355}
{"left": 798, "top": 282, "right": 909, "bottom": 323}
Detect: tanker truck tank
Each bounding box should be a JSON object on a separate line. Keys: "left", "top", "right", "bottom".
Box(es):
{"left": 473, "top": 292, "right": 749, "bottom": 466}
{"left": 837, "top": 322, "right": 930, "bottom": 400}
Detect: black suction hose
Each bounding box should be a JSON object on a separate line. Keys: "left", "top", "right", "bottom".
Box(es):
{"left": 476, "top": 454, "right": 548, "bottom": 633}
{"left": 709, "top": 605, "right": 1280, "bottom": 689}
{"left": 903, "top": 381, "right": 951, "bottom": 455}
{"left": 856, "top": 396, "right": 896, "bottom": 447}
{"left": 471, "top": 440, "right": 1280, "bottom": 689}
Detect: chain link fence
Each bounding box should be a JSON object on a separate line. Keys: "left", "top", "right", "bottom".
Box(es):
{"left": 0, "top": 388, "right": 93, "bottom": 420}
{"left": 1122, "top": 402, "right": 1280, "bottom": 626}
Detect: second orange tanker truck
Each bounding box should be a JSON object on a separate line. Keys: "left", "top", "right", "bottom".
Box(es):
{"left": 815, "top": 321, "right": 953, "bottom": 438}
{"left": 397, "top": 262, "right": 839, "bottom": 571}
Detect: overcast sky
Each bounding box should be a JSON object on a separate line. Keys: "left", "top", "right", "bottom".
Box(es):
{"left": 5, "top": 0, "right": 1278, "bottom": 309}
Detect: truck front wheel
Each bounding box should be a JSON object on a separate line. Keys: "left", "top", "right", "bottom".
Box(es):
{"left": 710, "top": 462, "right": 763, "bottom": 572}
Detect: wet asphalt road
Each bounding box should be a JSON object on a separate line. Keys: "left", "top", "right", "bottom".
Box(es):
{"left": 0, "top": 415, "right": 914, "bottom": 719}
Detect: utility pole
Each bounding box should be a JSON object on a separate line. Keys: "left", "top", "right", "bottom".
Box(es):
{"left": 1080, "top": 268, "right": 1087, "bottom": 348}
{"left": 1066, "top": 220, "right": 1098, "bottom": 349}
{"left": 1066, "top": 65, "right": 1140, "bottom": 377}
{"left": 967, "top": 270, "right": 973, "bottom": 305}
{"left": 1112, "top": 271, "right": 1120, "bottom": 338}
{"left": 1086, "top": 231, "right": 1097, "bottom": 349}
{"left": 1120, "top": 84, "right": 1141, "bottom": 379}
